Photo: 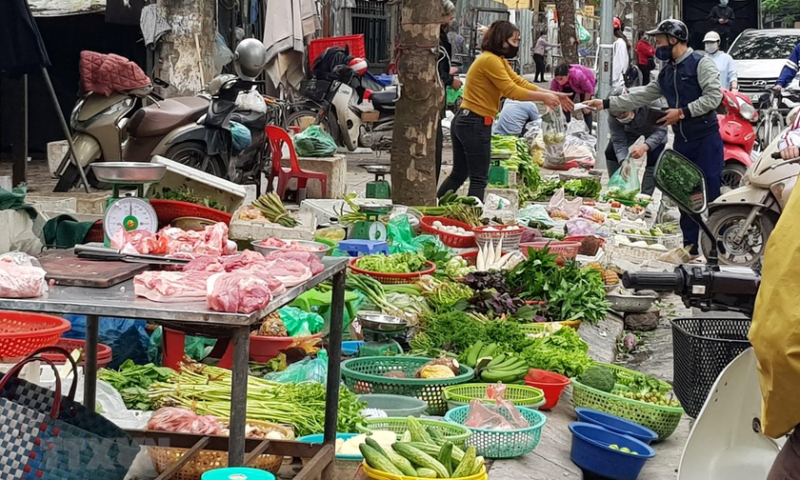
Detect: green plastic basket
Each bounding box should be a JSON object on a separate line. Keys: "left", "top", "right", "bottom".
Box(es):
{"left": 444, "top": 405, "right": 546, "bottom": 459}
{"left": 357, "top": 417, "right": 472, "bottom": 447}
{"left": 443, "top": 384, "right": 545, "bottom": 409}
{"left": 341, "top": 357, "right": 475, "bottom": 415}
{"left": 571, "top": 362, "right": 684, "bottom": 441}
{"left": 357, "top": 394, "right": 428, "bottom": 418}
{"left": 446, "top": 398, "right": 545, "bottom": 412}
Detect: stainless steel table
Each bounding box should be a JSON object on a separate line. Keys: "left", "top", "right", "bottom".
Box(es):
{"left": 0, "top": 256, "right": 348, "bottom": 470}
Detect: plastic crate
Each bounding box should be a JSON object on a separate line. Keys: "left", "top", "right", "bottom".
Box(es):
{"left": 671, "top": 317, "right": 752, "bottom": 418}
{"left": 445, "top": 405, "right": 547, "bottom": 459}
{"left": 473, "top": 225, "right": 524, "bottom": 251}
{"left": 308, "top": 35, "right": 366, "bottom": 66}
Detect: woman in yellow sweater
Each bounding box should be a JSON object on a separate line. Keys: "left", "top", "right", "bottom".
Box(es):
{"left": 437, "top": 21, "right": 572, "bottom": 200}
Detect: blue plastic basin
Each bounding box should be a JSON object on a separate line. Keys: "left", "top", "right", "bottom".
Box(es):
{"left": 575, "top": 408, "right": 659, "bottom": 445}
{"left": 296, "top": 433, "right": 363, "bottom": 461}
{"left": 569, "top": 422, "right": 655, "bottom": 480}
{"left": 342, "top": 341, "right": 364, "bottom": 356}
{"left": 201, "top": 468, "right": 275, "bottom": 480}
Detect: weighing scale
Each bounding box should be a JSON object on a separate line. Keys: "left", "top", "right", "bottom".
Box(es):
{"left": 361, "top": 164, "right": 392, "bottom": 199}
{"left": 90, "top": 163, "right": 167, "bottom": 246}
{"left": 351, "top": 203, "right": 391, "bottom": 241}
{"left": 488, "top": 152, "right": 510, "bottom": 186}
{"left": 358, "top": 314, "right": 408, "bottom": 357}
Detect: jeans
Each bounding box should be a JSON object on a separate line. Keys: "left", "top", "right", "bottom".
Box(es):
{"left": 533, "top": 54, "right": 546, "bottom": 82}
{"left": 605, "top": 138, "right": 662, "bottom": 196}
{"left": 437, "top": 111, "right": 492, "bottom": 200}
{"left": 674, "top": 132, "right": 724, "bottom": 254}
{"left": 435, "top": 110, "right": 444, "bottom": 184}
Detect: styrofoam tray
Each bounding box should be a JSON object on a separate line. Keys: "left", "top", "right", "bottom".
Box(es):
{"left": 147, "top": 156, "right": 247, "bottom": 213}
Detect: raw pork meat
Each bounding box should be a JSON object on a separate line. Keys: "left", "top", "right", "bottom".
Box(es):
{"left": 183, "top": 256, "right": 225, "bottom": 273}
{"left": 207, "top": 271, "right": 273, "bottom": 314}
{"left": 220, "top": 250, "right": 267, "bottom": 271}
{"left": 147, "top": 407, "right": 221, "bottom": 435}
{"left": 258, "top": 237, "right": 326, "bottom": 252}
{"left": 253, "top": 258, "right": 312, "bottom": 287}
{"left": 263, "top": 250, "right": 324, "bottom": 275}
{"left": 112, "top": 223, "right": 236, "bottom": 258}
{"left": 111, "top": 228, "right": 162, "bottom": 255}
{"left": 133, "top": 271, "right": 211, "bottom": 303}
{"left": 0, "top": 253, "right": 47, "bottom": 299}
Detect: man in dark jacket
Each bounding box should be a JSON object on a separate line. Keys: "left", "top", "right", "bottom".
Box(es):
{"left": 708, "top": 0, "right": 735, "bottom": 50}
{"left": 436, "top": 0, "right": 460, "bottom": 184}
{"left": 588, "top": 19, "right": 723, "bottom": 256}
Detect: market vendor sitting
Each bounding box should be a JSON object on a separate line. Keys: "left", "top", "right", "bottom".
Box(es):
{"left": 494, "top": 100, "right": 541, "bottom": 137}
{"left": 606, "top": 86, "right": 668, "bottom": 196}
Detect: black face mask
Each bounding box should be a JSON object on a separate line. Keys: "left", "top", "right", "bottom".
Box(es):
{"left": 504, "top": 45, "right": 520, "bottom": 58}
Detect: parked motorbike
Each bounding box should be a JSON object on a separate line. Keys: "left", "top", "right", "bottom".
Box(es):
{"left": 54, "top": 69, "right": 164, "bottom": 192}
{"left": 623, "top": 149, "right": 777, "bottom": 480}
{"left": 719, "top": 89, "right": 757, "bottom": 191}
{"left": 122, "top": 39, "right": 270, "bottom": 187}
{"left": 699, "top": 105, "right": 800, "bottom": 267}
{"left": 289, "top": 57, "right": 398, "bottom": 152}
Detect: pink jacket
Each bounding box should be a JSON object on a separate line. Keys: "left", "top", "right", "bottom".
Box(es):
{"left": 549, "top": 64, "right": 597, "bottom": 96}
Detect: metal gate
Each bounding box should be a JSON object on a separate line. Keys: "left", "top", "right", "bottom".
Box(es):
{"left": 352, "top": 0, "right": 389, "bottom": 65}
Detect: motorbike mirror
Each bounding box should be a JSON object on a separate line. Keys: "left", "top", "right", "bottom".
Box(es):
{"left": 654, "top": 149, "right": 708, "bottom": 215}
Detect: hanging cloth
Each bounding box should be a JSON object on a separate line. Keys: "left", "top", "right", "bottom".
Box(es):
{"left": 140, "top": 4, "right": 172, "bottom": 49}
{"left": 0, "top": 0, "right": 51, "bottom": 78}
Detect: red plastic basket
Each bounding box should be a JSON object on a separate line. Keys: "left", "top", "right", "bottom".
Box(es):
{"left": 308, "top": 35, "right": 366, "bottom": 66}
{"left": 149, "top": 200, "right": 233, "bottom": 228}
{"left": 39, "top": 338, "right": 113, "bottom": 368}
{"left": 419, "top": 216, "right": 476, "bottom": 248}
{"left": 249, "top": 333, "right": 323, "bottom": 363}
{"left": 520, "top": 241, "right": 581, "bottom": 263}
{"left": 525, "top": 368, "right": 571, "bottom": 410}
{"left": 0, "top": 312, "right": 71, "bottom": 358}
{"left": 349, "top": 259, "right": 437, "bottom": 285}
{"left": 473, "top": 225, "right": 524, "bottom": 251}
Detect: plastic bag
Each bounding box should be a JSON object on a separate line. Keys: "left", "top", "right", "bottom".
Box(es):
{"left": 566, "top": 218, "right": 596, "bottom": 236}
{"left": 482, "top": 193, "right": 515, "bottom": 221}
{"left": 214, "top": 32, "right": 234, "bottom": 73}
{"left": 280, "top": 306, "right": 324, "bottom": 336}
{"left": 293, "top": 125, "right": 337, "bottom": 157}
{"left": 516, "top": 204, "right": 554, "bottom": 229}
{"left": 236, "top": 89, "right": 267, "bottom": 114}
{"left": 230, "top": 121, "right": 252, "bottom": 151}
{"left": 64, "top": 315, "right": 150, "bottom": 369}
{"left": 464, "top": 399, "right": 530, "bottom": 431}
{"left": 147, "top": 326, "right": 216, "bottom": 366}
{"left": 577, "top": 20, "right": 592, "bottom": 44}
{"left": 548, "top": 188, "right": 582, "bottom": 218}
{"left": 387, "top": 214, "right": 442, "bottom": 254}
{"left": 0, "top": 252, "right": 47, "bottom": 298}
{"left": 542, "top": 109, "right": 567, "bottom": 167}
{"left": 266, "top": 350, "right": 329, "bottom": 384}
{"left": 607, "top": 159, "right": 641, "bottom": 200}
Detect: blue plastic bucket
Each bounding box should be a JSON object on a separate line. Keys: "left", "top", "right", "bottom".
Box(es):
{"left": 575, "top": 408, "right": 659, "bottom": 444}
{"left": 569, "top": 422, "right": 655, "bottom": 480}
{"left": 201, "top": 468, "right": 275, "bottom": 480}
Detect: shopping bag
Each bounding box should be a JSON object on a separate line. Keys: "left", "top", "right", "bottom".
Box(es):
{"left": 542, "top": 109, "right": 567, "bottom": 167}
{"left": 607, "top": 159, "right": 641, "bottom": 201}
{"left": 0, "top": 347, "right": 139, "bottom": 480}
{"left": 293, "top": 125, "right": 338, "bottom": 157}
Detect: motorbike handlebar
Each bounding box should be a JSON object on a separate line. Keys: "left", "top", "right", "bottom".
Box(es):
{"left": 772, "top": 152, "right": 783, "bottom": 159}
{"left": 622, "top": 270, "right": 683, "bottom": 292}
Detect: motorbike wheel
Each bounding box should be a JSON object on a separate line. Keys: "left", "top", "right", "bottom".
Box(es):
{"left": 285, "top": 109, "right": 340, "bottom": 145}
{"left": 165, "top": 141, "right": 225, "bottom": 178}
{"left": 721, "top": 163, "right": 746, "bottom": 193}
{"left": 701, "top": 206, "right": 776, "bottom": 267}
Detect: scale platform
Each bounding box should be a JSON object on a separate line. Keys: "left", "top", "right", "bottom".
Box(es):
{"left": 361, "top": 164, "right": 391, "bottom": 199}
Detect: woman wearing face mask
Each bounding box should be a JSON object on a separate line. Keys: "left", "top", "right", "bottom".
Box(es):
{"left": 612, "top": 17, "right": 630, "bottom": 88}
{"left": 605, "top": 86, "right": 667, "bottom": 196}
{"left": 437, "top": 20, "right": 572, "bottom": 201}
{"left": 550, "top": 62, "right": 596, "bottom": 133}
{"left": 708, "top": 0, "right": 735, "bottom": 51}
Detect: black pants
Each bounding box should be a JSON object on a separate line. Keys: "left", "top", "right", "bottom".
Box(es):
{"left": 437, "top": 111, "right": 492, "bottom": 200}
{"left": 533, "top": 54, "right": 546, "bottom": 83}
{"left": 435, "top": 110, "right": 444, "bottom": 184}
{"left": 638, "top": 64, "right": 652, "bottom": 85}
{"left": 768, "top": 426, "right": 800, "bottom": 480}
{"left": 604, "top": 137, "right": 663, "bottom": 196}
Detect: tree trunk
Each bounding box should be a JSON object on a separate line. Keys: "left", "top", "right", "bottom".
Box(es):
{"left": 633, "top": 0, "right": 660, "bottom": 48}
{"left": 554, "top": 0, "right": 579, "bottom": 65}
{"left": 389, "top": 0, "right": 443, "bottom": 206}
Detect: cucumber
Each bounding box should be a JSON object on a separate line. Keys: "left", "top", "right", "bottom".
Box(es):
{"left": 360, "top": 444, "right": 405, "bottom": 476}
{"left": 438, "top": 442, "right": 454, "bottom": 476}
{"left": 365, "top": 438, "right": 417, "bottom": 477}
{"left": 416, "top": 468, "right": 438, "bottom": 478}
{"left": 452, "top": 446, "right": 476, "bottom": 478}
{"left": 401, "top": 430, "right": 413, "bottom": 443}
{"left": 471, "top": 456, "right": 485, "bottom": 476}
{"left": 399, "top": 442, "right": 465, "bottom": 463}
{"left": 427, "top": 426, "right": 447, "bottom": 445}
{"left": 407, "top": 416, "right": 434, "bottom": 444}
{"left": 393, "top": 443, "right": 450, "bottom": 478}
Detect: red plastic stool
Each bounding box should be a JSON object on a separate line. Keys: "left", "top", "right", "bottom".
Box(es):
{"left": 162, "top": 328, "right": 234, "bottom": 370}
{"left": 266, "top": 125, "right": 328, "bottom": 201}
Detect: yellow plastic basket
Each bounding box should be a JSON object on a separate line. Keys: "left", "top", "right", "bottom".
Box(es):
{"left": 361, "top": 462, "right": 487, "bottom": 480}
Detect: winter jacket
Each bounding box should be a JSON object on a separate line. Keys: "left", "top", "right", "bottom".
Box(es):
{"left": 777, "top": 43, "right": 800, "bottom": 88}
{"left": 549, "top": 64, "right": 596, "bottom": 95}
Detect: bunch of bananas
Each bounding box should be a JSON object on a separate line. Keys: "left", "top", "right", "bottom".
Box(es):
{"left": 462, "top": 341, "right": 529, "bottom": 383}
{"left": 463, "top": 340, "right": 498, "bottom": 368}
{"left": 439, "top": 190, "right": 479, "bottom": 207}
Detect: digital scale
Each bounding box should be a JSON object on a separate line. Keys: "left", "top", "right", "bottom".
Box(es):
{"left": 90, "top": 163, "right": 167, "bottom": 246}
{"left": 361, "top": 164, "right": 392, "bottom": 199}
{"left": 358, "top": 314, "right": 408, "bottom": 357}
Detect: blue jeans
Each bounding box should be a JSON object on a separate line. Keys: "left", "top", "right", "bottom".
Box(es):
{"left": 674, "top": 132, "right": 724, "bottom": 254}
{"left": 437, "top": 111, "right": 492, "bottom": 200}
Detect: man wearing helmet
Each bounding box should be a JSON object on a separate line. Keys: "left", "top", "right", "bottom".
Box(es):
{"left": 588, "top": 19, "right": 723, "bottom": 256}
{"left": 605, "top": 87, "right": 667, "bottom": 196}
{"left": 703, "top": 31, "right": 738, "bottom": 91}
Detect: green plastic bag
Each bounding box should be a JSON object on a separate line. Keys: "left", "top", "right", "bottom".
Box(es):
{"left": 148, "top": 326, "right": 216, "bottom": 366}
{"left": 293, "top": 125, "right": 338, "bottom": 157}
{"left": 386, "top": 214, "right": 443, "bottom": 254}
{"left": 607, "top": 159, "right": 641, "bottom": 201}
{"left": 280, "top": 306, "right": 324, "bottom": 336}
{"left": 577, "top": 19, "right": 591, "bottom": 44}
{"left": 265, "top": 350, "right": 329, "bottom": 384}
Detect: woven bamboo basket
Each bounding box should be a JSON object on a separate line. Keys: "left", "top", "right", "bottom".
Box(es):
{"left": 148, "top": 420, "right": 294, "bottom": 480}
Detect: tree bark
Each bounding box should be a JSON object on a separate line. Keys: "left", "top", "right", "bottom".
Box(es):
{"left": 554, "top": 0, "right": 579, "bottom": 65}
{"left": 633, "top": 0, "right": 660, "bottom": 46}
{"left": 389, "top": 0, "right": 443, "bottom": 206}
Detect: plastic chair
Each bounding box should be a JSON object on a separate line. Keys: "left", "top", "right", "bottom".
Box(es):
{"left": 266, "top": 126, "right": 328, "bottom": 200}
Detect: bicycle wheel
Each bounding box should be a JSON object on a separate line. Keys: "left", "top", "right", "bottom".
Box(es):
{"left": 768, "top": 112, "right": 785, "bottom": 146}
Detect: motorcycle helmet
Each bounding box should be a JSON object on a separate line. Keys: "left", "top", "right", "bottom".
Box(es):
{"left": 234, "top": 38, "right": 268, "bottom": 81}
{"left": 349, "top": 57, "right": 368, "bottom": 76}
{"left": 646, "top": 19, "right": 689, "bottom": 43}
{"left": 703, "top": 31, "right": 721, "bottom": 43}
{"left": 613, "top": 17, "right": 622, "bottom": 29}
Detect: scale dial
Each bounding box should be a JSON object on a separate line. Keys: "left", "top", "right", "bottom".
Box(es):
{"left": 369, "top": 222, "right": 388, "bottom": 241}
{"left": 104, "top": 197, "right": 159, "bottom": 239}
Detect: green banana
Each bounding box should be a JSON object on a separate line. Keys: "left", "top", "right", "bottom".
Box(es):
{"left": 478, "top": 343, "right": 497, "bottom": 358}
{"left": 466, "top": 340, "right": 483, "bottom": 367}
{"left": 486, "top": 354, "right": 507, "bottom": 368}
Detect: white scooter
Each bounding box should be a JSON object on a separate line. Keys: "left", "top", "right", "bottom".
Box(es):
{"left": 624, "top": 149, "right": 782, "bottom": 480}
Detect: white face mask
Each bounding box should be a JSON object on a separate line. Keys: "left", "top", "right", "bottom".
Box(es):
{"left": 705, "top": 42, "right": 719, "bottom": 54}
{"left": 618, "top": 113, "right": 635, "bottom": 124}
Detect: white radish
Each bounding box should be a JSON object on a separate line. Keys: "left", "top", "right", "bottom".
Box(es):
{"left": 495, "top": 251, "right": 515, "bottom": 270}
{"left": 495, "top": 237, "right": 503, "bottom": 267}
{"left": 476, "top": 246, "right": 485, "bottom": 271}
{"left": 486, "top": 239, "right": 495, "bottom": 267}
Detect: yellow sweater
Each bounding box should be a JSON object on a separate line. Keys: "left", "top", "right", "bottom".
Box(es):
{"left": 461, "top": 52, "right": 539, "bottom": 118}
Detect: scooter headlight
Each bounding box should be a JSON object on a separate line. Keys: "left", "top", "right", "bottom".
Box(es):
{"left": 738, "top": 97, "right": 756, "bottom": 121}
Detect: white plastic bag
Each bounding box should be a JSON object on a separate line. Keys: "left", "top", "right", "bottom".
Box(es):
{"left": 0, "top": 252, "right": 47, "bottom": 298}
{"left": 482, "top": 193, "right": 516, "bottom": 221}
{"left": 542, "top": 109, "right": 567, "bottom": 166}
{"left": 236, "top": 88, "right": 267, "bottom": 113}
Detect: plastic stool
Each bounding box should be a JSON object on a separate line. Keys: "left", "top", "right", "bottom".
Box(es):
{"left": 337, "top": 239, "right": 389, "bottom": 256}
{"left": 291, "top": 288, "right": 359, "bottom": 324}
{"left": 162, "top": 328, "right": 234, "bottom": 370}
{"left": 202, "top": 468, "right": 275, "bottom": 480}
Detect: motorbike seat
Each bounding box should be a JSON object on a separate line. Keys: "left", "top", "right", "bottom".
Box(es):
{"left": 370, "top": 91, "right": 397, "bottom": 112}
{"left": 127, "top": 97, "right": 209, "bottom": 138}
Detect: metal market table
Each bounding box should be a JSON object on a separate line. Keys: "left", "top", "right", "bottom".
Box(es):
{"left": 0, "top": 256, "right": 349, "bottom": 479}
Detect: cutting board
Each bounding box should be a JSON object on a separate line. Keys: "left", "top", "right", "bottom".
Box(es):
{"left": 38, "top": 251, "right": 149, "bottom": 288}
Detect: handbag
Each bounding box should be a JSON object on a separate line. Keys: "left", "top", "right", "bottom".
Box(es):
{"left": 0, "top": 347, "right": 140, "bottom": 480}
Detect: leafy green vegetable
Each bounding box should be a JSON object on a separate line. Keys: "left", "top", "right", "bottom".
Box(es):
{"left": 520, "top": 327, "right": 593, "bottom": 378}
{"left": 413, "top": 311, "right": 488, "bottom": 354}
{"left": 355, "top": 252, "right": 427, "bottom": 274}
{"left": 577, "top": 365, "right": 616, "bottom": 392}
{"left": 425, "top": 282, "right": 473, "bottom": 313}
{"left": 153, "top": 187, "right": 225, "bottom": 211}
{"left": 563, "top": 178, "right": 602, "bottom": 199}
{"left": 98, "top": 360, "right": 175, "bottom": 410}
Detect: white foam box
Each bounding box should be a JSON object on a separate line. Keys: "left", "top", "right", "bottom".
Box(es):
{"left": 229, "top": 207, "right": 317, "bottom": 241}
{"left": 0, "top": 176, "right": 12, "bottom": 191}
{"left": 300, "top": 199, "right": 352, "bottom": 226}
{"left": 147, "top": 156, "right": 247, "bottom": 213}
{"left": 295, "top": 154, "right": 347, "bottom": 199}
{"left": 0, "top": 209, "right": 34, "bottom": 254}
{"left": 47, "top": 140, "right": 69, "bottom": 178}
{"left": 26, "top": 195, "right": 77, "bottom": 214}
